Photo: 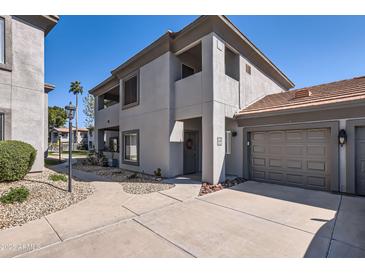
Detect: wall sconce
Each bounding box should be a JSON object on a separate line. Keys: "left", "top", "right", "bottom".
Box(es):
{"left": 338, "top": 129, "right": 347, "bottom": 147}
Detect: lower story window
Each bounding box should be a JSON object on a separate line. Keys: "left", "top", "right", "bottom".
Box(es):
{"left": 123, "top": 130, "right": 139, "bottom": 165}
{"left": 0, "top": 113, "right": 4, "bottom": 140}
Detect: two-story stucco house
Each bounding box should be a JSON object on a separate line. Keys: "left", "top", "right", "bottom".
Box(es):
{"left": 91, "top": 15, "right": 365, "bottom": 196}
{"left": 0, "top": 15, "right": 59, "bottom": 172}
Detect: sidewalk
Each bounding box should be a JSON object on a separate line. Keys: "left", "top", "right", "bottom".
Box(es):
{"left": 0, "top": 166, "right": 201, "bottom": 257}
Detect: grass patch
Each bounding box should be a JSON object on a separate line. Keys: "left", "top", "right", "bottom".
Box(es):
{"left": 0, "top": 186, "right": 30, "bottom": 204}
{"left": 45, "top": 158, "right": 65, "bottom": 166}
{"left": 49, "top": 173, "right": 67, "bottom": 182}
{"left": 62, "top": 150, "right": 88, "bottom": 156}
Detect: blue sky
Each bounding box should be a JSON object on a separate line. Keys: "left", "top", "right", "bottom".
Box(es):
{"left": 45, "top": 16, "right": 365, "bottom": 127}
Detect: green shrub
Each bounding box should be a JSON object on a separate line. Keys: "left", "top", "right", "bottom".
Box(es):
{"left": 0, "top": 141, "right": 37, "bottom": 182}
{"left": 0, "top": 186, "right": 30, "bottom": 204}
{"left": 154, "top": 168, "right": 162, "bottom": 177}
{"left": 49, "top": 173, "right": 67, "bottom": 182}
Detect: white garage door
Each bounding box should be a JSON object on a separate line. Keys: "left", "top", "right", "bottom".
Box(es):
{"left": 249, "top": 128, "right": 331, "bottom": 190}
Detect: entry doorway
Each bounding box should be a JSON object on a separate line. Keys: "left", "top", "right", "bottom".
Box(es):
{"left": 184, "top": 131, "right": 199, "bottom": 174}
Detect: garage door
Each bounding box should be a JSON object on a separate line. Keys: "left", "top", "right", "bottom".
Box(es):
{"left": 356, "top": 127, "right": 365, "bottom": 195}
{"left": 249, "top": 128, "right": 331, "bottom": 190}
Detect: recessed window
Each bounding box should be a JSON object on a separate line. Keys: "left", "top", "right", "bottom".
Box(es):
{"left": 225, "top": 46, "right": 239, "bottom": 81}
{"left": 0, "top": 113, "right": 4, "bottom": 140}
{"left": 123, "top": 130, "right": 139, "bottom": 165}
{"left": 123, "top": 74, "right": 139, "bottom": 108}
{"left": 245, "top": 64, "right": 251, "bottom": 75}
{"left": 181, "top": 64, "right": 194, "bottom": 79}
{"left": 0, "top": 17, "right": 5, "bottom": 64}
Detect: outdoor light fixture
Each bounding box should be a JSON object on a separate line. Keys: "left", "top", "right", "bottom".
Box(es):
{"left": 65, "top": 101, "right": 76, "bottom": 192}
{"left": 338, "top": 129, "right": 347, "bottom": 147}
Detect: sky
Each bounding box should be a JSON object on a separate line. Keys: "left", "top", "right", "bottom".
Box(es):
{"left": 45, "top": 16, "right": 365, "bottom": 128}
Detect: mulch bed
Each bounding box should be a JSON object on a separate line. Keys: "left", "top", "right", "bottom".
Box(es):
{"left": 199, "top": 177, "right": 246, "bottom": 196}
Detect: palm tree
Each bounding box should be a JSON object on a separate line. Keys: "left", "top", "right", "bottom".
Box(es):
{"left": 69, "top": 81, "right": 84, "bottom": 143}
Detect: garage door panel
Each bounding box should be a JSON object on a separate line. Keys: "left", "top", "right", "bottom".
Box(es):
{"left": 286, "top": 130, "right": 305, "bottom": 142}
{"left": 268, "top": 171, "right": 284, "bottom": 181}
{"left": 249, "top": 128, "right": 331, "bottom": 191}
{"left": 307, "top": 145, "right": 326, "bottom": 156}
{"left": 287, "top": 159, "right": 303, "bottom": 169}
{"left": 269, "top": 131, "right": 284, "bottom": 142}
{"left": 252, "top": 144, "right": 265, "bottom": 153}
{"left": 307, "top": 176, "right": 327, "bottom": 187}
{"left": 252, "top": 157, "right": 266, "bottom": 167}
{"left": 286, "top": 145, "right": 305, "bottom": 156}
{"left": 307, "top": 161, "right": 326, "bottom": 172}
{"left": 269, "top": 159, "right": 282, "bottom": 168}
{"left": 269, "top": 145, "right": 282, "bottom": 154}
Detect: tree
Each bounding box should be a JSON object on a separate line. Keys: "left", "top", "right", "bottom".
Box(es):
{"left": 83, "top": 94, "right": 95, "bottom": 129}
{"left": 48, "top": 106, "right": 67, "bottom": 129}
{"left": 69, "top": 81, "right": 84, "bottom": 143}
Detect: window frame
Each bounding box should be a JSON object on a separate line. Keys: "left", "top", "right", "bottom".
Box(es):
{"left": 122, "top": 129, "right": 140, "bottom": 166}
{"left": 0, "top": 15, "right": 12, "bottom": 71}
{"left": 0, "top": 113, "right": 4, "bottom": 141}
{"left": 122, "top": 71, "right": 139, "bottom": 110}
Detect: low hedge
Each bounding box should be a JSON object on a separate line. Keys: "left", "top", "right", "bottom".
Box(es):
{"left": 0, "top": 140, "right": 37, "bottom": 182}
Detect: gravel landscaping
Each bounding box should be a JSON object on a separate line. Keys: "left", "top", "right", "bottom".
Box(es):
{"left": 0, "top": 169, "right": 94, "bottom": 230}
{"left": 73, "top": 162, "right": 174, "bottom": 194}
{"left": 199, "top": 177, "right": 246, "bottom": 196}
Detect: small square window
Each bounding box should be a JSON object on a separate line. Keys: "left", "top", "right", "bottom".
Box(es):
{"left": 123, "top": 130, "right": 139, "bottom": 165}
{"left": 123, "top": 74, "right": 139, "bottom": 108}
{"left": 246, "top": 64, "right": 251, "bottom": 75}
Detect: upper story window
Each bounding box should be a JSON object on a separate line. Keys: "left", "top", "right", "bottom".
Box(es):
{"left": 176, "top": 42, "right": 202, "bottom": 81}
{"left": 225, "top": 46, "right": 240, "bottom": 81}
{"left": 0, "top": 17, "right": 5, "bottom": 64}
{"left": 123, "top": 73, "right": 139, "bottom": 108}
{"left": 0, "top": 113, "right": 4, "bottom": 140}
{"left": 245, "top": 64, "right": 251, "bottom": 75}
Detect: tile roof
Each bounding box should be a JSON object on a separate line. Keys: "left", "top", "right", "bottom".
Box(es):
{"left": 54, "top": 127, "right": 88, "bottom": 133}
{"left": 237, "top": 76, "right": 365, "bottom": 116}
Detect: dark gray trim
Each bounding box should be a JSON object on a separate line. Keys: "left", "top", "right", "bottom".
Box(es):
{"left": 122, "top": 129, "right": 140, "bottom": 166}
{"left": 242, "top": 121, "right": 340, "bottom": 192}
{"left": 0, "top": 112, "right": 4, "bottom": 140}
{"left": 0, "top": 108, "right": 11, "bottom": 140}
{"left": 121, "top": 71, "right": 140, "bottom": 110}
{"left": 0, "top": 15, "right": 12, "bottom": 72}
{"left": 346, "top": 118, "right": 365, "bottom": 194}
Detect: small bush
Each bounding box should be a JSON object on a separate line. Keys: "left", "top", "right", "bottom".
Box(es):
{"left": 49, "top": 173, "right": 67, "bottom": 182}
{"left": 154, "top": 168, "right": 162, "bottom": 177}
{"left": 0, "top": 186, "right": 30, "bottom": 204}
{"left": 0, "top": 141, "right": 37, "bottom": 182}
{"left": 87, "top": 151, "right": 108, "bottom": 167}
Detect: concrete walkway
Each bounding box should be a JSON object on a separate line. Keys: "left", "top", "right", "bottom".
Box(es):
{"left": 1, "top": 169, "right": 365, "bottom": 257}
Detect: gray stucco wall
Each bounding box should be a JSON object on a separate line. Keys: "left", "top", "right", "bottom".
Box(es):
{"left": 0, "top": 17, "right": 46, "bottom": 172}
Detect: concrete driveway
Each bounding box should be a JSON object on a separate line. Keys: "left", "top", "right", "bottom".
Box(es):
{"left": 1, "top": 179, "right": 365, "bottom": 258}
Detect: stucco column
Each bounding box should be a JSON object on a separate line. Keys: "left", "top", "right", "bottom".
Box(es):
{"left": 201, "top": 33, "right": 226, "bottom": 184}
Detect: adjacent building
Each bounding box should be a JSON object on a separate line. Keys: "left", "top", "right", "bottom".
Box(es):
{"left": 50, "top": 127, "right": 89, "bottom": 150}
{"left": 0, "top": 15, "right": 59, "bottom": 171}
{"left": 90, "top": 15, "right": 365, "bottom": 195}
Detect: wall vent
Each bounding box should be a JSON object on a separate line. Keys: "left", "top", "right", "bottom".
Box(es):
{"left": 293, "top": 89, "right": 311, "bottom": 99}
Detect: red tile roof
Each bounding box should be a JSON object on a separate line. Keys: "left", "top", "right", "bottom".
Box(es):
{"left": 54, "top": 127, "right": 88, "bottom": 133}
{"left": 237, "top": 76, "right": 365, "bottom": 116}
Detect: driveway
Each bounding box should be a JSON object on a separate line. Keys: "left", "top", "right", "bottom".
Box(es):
{"left": 1, "top": 179, "right": 365, "bottom": 257}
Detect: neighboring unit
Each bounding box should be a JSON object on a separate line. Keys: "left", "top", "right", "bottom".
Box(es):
{"left": 90, "top": 15, "right": 365, "bottom": 195}
{"left": 49, "top": 127, "right": 89, "bottom": 149}
{"left": 0, "top": 15, "right": 59, "bottom": 172}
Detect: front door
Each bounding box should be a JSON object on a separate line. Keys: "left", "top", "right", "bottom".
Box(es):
{"left": 184, "top": 131, "right": 199, "bottom": 174}
{"left": 356, "top": 126, "right": 365, "bottom": 195}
